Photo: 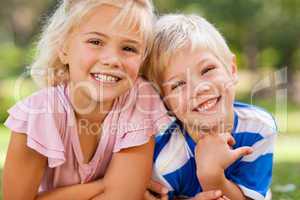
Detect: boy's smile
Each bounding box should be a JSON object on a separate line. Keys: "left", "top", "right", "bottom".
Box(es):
{"left": 191, "top": 94, "right": 221, "bottom": 113}
{"left": 162, "top": 46, "right": 238, "bottom": 140}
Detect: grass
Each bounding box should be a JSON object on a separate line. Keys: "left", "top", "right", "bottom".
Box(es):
{"left": 272, "top": 135, "right": 300, "bottom": 200}
{"left": 0, "top": 126, "right": 9, "bottom": 200}
{"left": 0, "top": 126, "right": 299, "bottom": 200}
{"left": 0, "top": 126, "right": 9, "bottom": 167}
{"left": 272, "top": 162, "right": 300, "bottom": 200}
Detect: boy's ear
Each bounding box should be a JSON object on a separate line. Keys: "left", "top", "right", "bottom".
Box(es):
{"left": 230, "top": 54, "right": 238, "bottom": 84}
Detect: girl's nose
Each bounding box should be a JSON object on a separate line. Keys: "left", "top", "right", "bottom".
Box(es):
{"left": 99, "top": 46, "right": 121, "bottom": 68}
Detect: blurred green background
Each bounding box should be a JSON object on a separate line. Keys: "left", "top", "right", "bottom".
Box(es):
{"left": 0, "top": 0, "right": 299, "bottom": 199}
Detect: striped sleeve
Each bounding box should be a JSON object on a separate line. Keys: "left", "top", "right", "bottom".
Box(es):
{"left": 228, "top": 106, "right": 277, "bottom": 200}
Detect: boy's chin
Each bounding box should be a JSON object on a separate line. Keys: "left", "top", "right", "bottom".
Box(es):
{"left": 184, "top": 115, "right": 231, "bottom": 134}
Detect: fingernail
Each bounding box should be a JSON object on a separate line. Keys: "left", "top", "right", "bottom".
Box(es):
{"left": 215, "top": 190, "right": 222, "bottom": 196}
{"left": 162, "top": 187, "right": 169, "bottom": 194}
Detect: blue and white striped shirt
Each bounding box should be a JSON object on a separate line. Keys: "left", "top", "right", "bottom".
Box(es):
{"left": 153, "top": 102, "right": 277, "bottom": 200}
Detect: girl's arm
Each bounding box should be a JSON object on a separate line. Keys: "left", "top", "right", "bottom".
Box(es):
{"left": 36, "top": 181, "right": 104, "bottom": 200}
{"left": 38, "top": 137, "right": 155, "bottom": 200}
{"left": 2, "top": 132, "right": 104, "bottom": 200}
{"left": 91, "top": 137, "right": 155, "bottom": 200}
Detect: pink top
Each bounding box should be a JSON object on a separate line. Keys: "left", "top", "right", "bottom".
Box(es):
{"left": 4, "top": 77, "right": 171, "bottom": 192}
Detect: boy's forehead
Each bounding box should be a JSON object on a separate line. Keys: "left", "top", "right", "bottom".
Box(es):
{"left": 164, "top": 48, "right": 217, "bottom": 81}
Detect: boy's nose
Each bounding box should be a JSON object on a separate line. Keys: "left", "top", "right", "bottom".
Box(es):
{"left": 191, "top": 81, "right": 211, "bottom": 98}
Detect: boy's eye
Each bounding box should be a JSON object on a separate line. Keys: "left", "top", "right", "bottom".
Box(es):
{"left": 201, "top": 65, "right": 216, "bottom": 75}
{"left": 122, "top": 46, "right": 138, "bottom": 53}
{"left": 171, "top": 80, "right": 186, "bottom": 90}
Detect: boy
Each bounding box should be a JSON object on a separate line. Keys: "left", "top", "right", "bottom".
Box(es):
{"left": 143, "top": 14, "right": 276, "bottom": 200}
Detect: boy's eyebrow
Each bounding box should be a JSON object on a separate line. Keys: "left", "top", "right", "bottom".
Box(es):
{"left": 164, "top": 74, "right": 182, "bottom": 84}
{"left": 163, "top": 58, "right": 213, "bottom": 84}
{"left": 163, "top": 58, "right": 211, "bottom": 84}
{"left": 84, "top": 31, "right": 142, "bottom": 46}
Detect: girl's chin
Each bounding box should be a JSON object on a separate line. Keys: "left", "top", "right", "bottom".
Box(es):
{"left": 89, "top": 94, "right": 118, "bottom": 104}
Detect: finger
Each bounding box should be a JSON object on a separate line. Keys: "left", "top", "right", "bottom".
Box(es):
{"left": 222, "top": 195, "right": 231, "bottom": 200}
{"left": 161, "top": 194, "right": 169, "bottom": 200}
{"left": 220, "top": 132, "right": 235, "bottom": 146}
{"left": 148, "top": 180, "right": 168, "bottom": 194}
{"left": 231, "top": 146, "right": 254, "bottom": 161}
{"left": 194, "top": 190, "right": 222, "bottom": 200}
{"left": 144, "top": 190, "right": 159, "bottom": 200}
{"left": 226, "top": 134, "right": 236, "bottom": 146}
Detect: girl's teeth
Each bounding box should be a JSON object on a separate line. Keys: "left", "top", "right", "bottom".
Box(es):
{"left": 93, "top": 74, "right": 119, "bottom": 83}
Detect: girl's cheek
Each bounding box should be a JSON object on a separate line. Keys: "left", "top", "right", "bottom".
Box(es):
{"left": 79, "top": 47, "right": 98, "bottom": 69}
{"left": 125, "top": 58, "right": 142, "bottom": 79}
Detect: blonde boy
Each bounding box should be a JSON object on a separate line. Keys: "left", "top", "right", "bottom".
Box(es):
{"left": 143, "top": 14, "right": 276, "bottom": 200}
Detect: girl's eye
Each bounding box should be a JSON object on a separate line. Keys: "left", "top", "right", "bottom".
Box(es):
{"left": 171, "top": 80, "right": 186, "bottom": 90}
{"left": 87, "top": 39, "right": 104, "bottom": 46}
{"left": 123, "top": 46, "right": 138, "bottom": 53}
{"left": 201, "top": 65, "right": 216, "bottom": 75}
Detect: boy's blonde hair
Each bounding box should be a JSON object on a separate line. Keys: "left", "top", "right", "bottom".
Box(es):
{"left": 31, "top": 0, "right": 155, "bottom": 87}
{"left": 143, "top": 14, "right": 233, "bottom": 92}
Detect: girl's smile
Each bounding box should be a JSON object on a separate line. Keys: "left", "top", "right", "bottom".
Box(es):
{"left": 60, "top": 4, "right": 145, "bottom": 109}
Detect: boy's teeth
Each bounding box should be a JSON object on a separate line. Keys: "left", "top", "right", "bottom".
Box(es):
{"left": 93, "top": 74, "right": 119, "bottom": 83}
{"left": 197, "top": 98, "right": 218, "bottom": 112}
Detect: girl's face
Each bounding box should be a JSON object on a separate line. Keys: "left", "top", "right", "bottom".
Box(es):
{"left": 61, "top": 4, "right": 145, "bottom": 105}
{"left": 161, "top": 47, "right": 237, "bottom": 136}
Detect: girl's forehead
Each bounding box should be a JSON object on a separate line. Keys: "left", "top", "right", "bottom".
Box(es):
{"left": 76, "top": 4, "right": 144, "bottom": 43}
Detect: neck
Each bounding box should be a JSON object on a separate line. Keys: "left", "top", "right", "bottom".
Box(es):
{"left": 69, "top": 86, "right": 114, "bottom": 124}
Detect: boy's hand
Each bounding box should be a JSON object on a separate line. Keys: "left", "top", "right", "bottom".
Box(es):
{"left": 144, "top": 179, "right": 168, "bottom": 200}
{"left": 175, "top": 190, "right": 231, "bottom": 200}
{"left": 195, "top": 132, "right": 253, "bottom": 183}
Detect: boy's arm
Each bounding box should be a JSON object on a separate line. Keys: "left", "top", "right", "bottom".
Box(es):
{"left": 198, "top": 172, "right": 250, "bottom": 200}
{"left": 3, "top": 132, "right": 104, "bottom": 200}
{"left": 194, "top": 133, "right": 253, "bottom": 200}
{"left": 91, "top": 137, "right": 155, "bottom": 200}
{"left": 197, "top": 131, "right": 276, "bottom": 200}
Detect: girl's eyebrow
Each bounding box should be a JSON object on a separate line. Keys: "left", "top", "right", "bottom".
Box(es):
{"left": 84, "top": 31, "right": 142, "bottom": 46}
{"left": 84, "top": 31, "right": 108, "bottom": 38}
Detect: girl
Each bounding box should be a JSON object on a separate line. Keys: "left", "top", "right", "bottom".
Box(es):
{"left": 3, "top": 0, "right": 170, "bottom": 199}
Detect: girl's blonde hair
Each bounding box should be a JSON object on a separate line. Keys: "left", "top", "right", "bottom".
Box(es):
{"left": 31, "top": 0, "right": 155, "bottom": 87}
{"left": 142, "top": 14, "right": 233, "bottom": 93}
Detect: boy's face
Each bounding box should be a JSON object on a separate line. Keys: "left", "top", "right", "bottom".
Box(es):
{"left": 161, "top": 47, "right": 238, "bottom": 137}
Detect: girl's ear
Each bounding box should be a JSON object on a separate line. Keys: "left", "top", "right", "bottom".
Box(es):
{"left": 58, "top": 42, "right": 69, "bottom": 65}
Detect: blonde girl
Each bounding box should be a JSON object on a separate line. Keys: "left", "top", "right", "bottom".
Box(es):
{"left": 3, "top": 0, "right": 170, "bottom": 199}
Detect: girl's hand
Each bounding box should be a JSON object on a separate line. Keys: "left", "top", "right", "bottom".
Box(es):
{"left": 144, "top": 179, "right": 169, "bottom": 200}
{"left": 194, "top": 132, "right": 253, "bottom": 183}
